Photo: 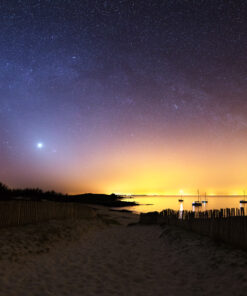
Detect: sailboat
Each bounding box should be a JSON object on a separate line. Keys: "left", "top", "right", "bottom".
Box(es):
{"left": 192, "top": 189, "right": 202, "bottom": 207}
{"left": 240, "top": 190, "right": 247, "bottom": 204}
{"left": 178, "top": 190, "right": 184, "bottom": 202}
{"left": 202, "top": 192, "right": 208, "bottom": 204}
{"left": 178, "top": 193, "right": 184, "bottom": 202}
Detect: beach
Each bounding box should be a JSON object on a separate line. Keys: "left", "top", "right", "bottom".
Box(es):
{"left": 1, "top": 205, "right": 247, "bottom": 296}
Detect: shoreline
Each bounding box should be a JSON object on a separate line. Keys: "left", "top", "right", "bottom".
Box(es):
{"left": 1, "top": 205, "right": 247, "bottom": 295}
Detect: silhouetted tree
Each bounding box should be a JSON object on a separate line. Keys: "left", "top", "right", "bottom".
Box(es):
{"left": 0, "top": 182, "right": 8, "bottom": 191}
{"left": 0, "top": 182, "right": 11, "bottom": 199}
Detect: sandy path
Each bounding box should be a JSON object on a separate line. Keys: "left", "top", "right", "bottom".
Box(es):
{"left": 1, "top": 217, "right": 247, "bottom": 295}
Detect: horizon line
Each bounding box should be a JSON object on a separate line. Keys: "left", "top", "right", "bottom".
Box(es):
{"left": 121, "top": 194, "right": 246, "bottom": 197}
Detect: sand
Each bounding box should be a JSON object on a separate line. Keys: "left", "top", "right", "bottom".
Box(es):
{"left": 0, "top": 206, "right": 247, "bottom": 296}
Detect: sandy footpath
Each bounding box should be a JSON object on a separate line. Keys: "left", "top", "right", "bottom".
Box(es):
{"left": 0, "top": 206, "right": 247, "bottom": 296}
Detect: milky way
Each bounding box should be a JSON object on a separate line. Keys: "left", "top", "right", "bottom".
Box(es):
{"left": 1, "top": 1, "right": 247, "bottom": 194}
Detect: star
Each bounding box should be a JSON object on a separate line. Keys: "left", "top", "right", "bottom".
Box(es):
{"left": 37, "top": 142, "right": 44, "bottom": 149}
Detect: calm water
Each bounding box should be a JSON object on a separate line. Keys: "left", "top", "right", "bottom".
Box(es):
{"left": 122, "top": 195, "right": 247, "bottom": 213}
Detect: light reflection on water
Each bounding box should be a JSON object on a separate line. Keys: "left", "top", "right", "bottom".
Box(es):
{"left": 179, "top": 202, "right": 183, "bottom": 219}
{"left": 122, "top": 196, "right": 247, "bottom": 214}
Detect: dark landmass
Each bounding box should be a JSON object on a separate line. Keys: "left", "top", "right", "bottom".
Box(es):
{"left": 0, "top": 182, "right": 137, "bottom": 207}
{"left": 69, "top": 193, "right": 137, "bottom": 207}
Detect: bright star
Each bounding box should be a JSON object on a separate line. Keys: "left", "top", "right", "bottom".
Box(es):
{"left": 37, "top": 142, "right": 44, "bottom": 149}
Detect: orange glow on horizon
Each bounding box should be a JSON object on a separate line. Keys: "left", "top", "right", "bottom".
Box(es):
{"left": 6, "top": 124, "right": 247, "bottom": 196}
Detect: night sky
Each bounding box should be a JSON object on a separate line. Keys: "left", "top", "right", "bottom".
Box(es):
{"left": 1, "top": 0, "right": 247, "bottom": 194}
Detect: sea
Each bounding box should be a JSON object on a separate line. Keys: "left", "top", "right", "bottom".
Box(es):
{"left": 122, "top": 195, "right": 247, "bottom": 214}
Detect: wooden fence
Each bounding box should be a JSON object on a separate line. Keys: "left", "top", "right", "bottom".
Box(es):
{"left": 0, "top": 200, "right": 96, "bottom": 228}
{"left": 140, "top": 208, "right": 247, "bottom": 250}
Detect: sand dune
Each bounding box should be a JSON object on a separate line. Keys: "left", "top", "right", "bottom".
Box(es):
{"left": 0, "top": 207, "right": 247, "bottom": 295}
